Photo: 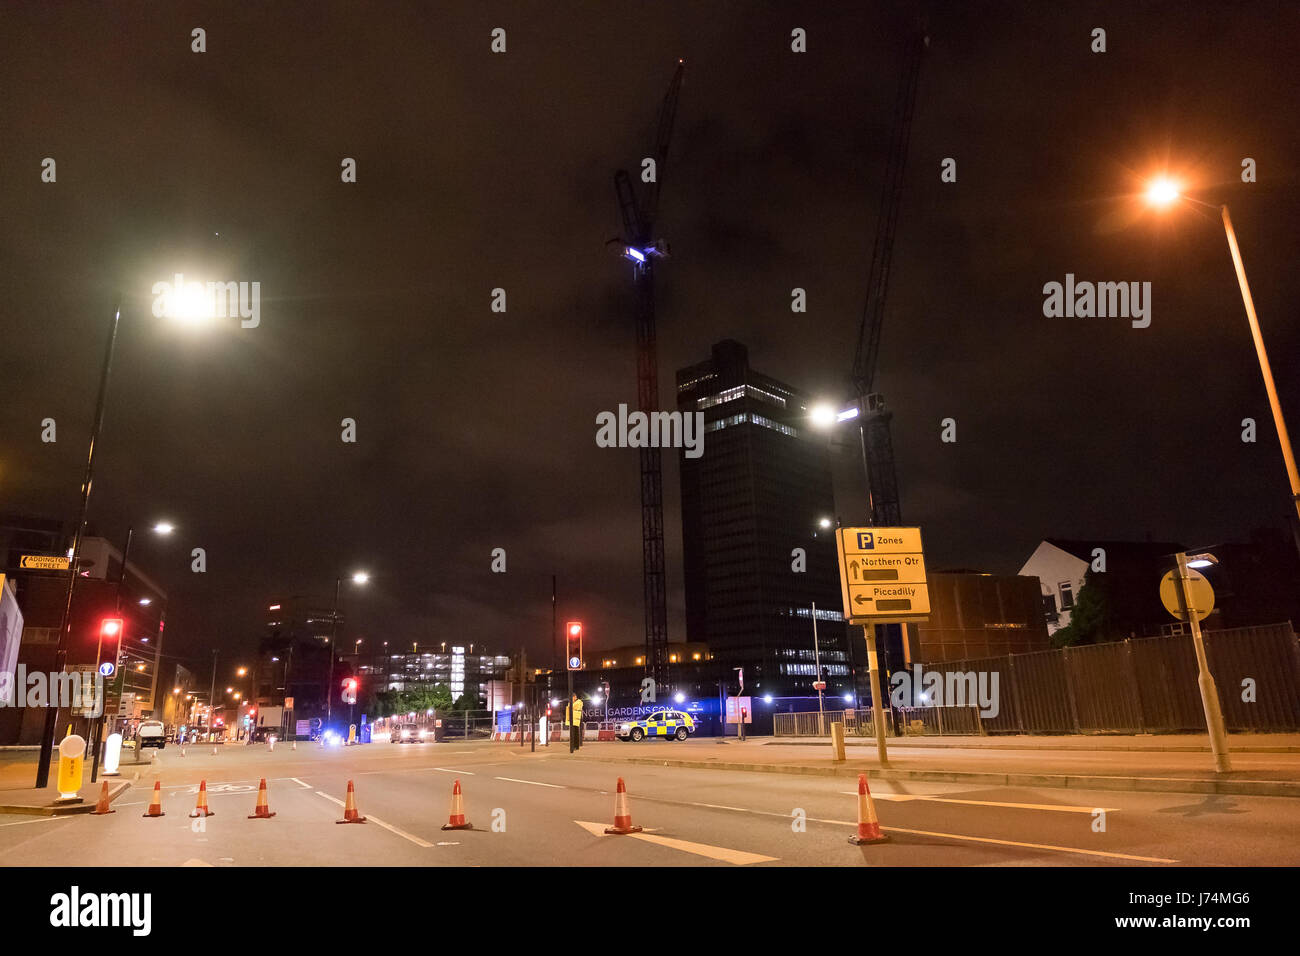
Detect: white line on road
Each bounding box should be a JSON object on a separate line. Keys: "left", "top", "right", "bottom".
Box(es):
{"left": 574, "top": 820, "right": 776, "bottom": 865}
{"left": 0, "top": 817, "right": 59, "bottom": 828}
{"left": 494, "top": 776, "right": 565, "bottom": 789}
{"left": 689, "top": 803, "right": 751, "bottom": 812}
{"left": 838, "top": 792, "right": 1122, "bottom": 814}
{"left": 314, "top": 791, "right": 435, "bottom": 849}
{"left": 290, "top": 778, "right": 312, "bottom": 789}
{"left": 431, "top": 768, "right": 476, "bottom": 776}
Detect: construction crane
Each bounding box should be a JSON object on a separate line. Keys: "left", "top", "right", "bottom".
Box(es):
{"left": 851, "top": 29, "right": 927, "bottom": 528}
{"left": 609, "top": 60, "right": 686, "bottom": 692}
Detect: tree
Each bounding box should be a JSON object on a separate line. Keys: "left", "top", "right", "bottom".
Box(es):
{"left": 1052, "top": 569, "right": 1112, "bottom": 647}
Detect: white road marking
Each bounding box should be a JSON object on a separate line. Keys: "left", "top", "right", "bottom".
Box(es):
{"left": 314, "top": 791, "right": 435, "bottom": 848}
{"left": 690, "top": 802, "right": 751, "bottom": 812}
{"left": 574, "top": 820, "right": 776, "bottom": 865}
{"left": 180, "top": 859, "right": 213, "bottom": 867}
{"left": 494, "top": 776, "right": 565, "bottom": 789}
{"left": 431, "top": 768, "right": 476, "bottom": 776}
{"left": 802, "top": 815, "right": 1177, "bottom": 863}
{"left": 0, "top": 817, "right": 58, "bottom": 828}
{"left": 290, "top": 778, "right": 312, "bottom": 789}
{"left": 838, "top": 792, "right": 1121, "bottom": 814}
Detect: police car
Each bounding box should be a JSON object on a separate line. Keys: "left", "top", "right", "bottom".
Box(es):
{"left": 617, "top": 710, "right": 695, "bottom": 742}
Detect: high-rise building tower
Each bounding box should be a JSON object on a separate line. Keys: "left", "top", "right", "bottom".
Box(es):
{"left": 676, "top": 340, "right": 852, "bottom": 698}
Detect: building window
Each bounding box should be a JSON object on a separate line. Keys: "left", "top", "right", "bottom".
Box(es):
{"left": 1058, "top": 582, "right": 1074, "bottom": 610}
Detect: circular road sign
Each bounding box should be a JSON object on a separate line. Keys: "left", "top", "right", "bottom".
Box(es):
{"left": 1160, "top": 567, "right": 1215, "bottom": 622}
{"left": 98, "top": 661, "right": 115, "bottom": 678}
{"left": 568, "top": 656, "right": 583, "bottom": 670}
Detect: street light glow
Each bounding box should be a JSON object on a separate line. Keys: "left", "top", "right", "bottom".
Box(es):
{"left": 351, "top": 571, "right": 370, "bottom": 585}
{"left": 153, "top": 522, "right": 175, "bottom": 535}
{"left": 809, "top": 403, "right": 837, "bottom": 428}
{"left": 1145, "top": 176, "right": 1181, "bottom": 208}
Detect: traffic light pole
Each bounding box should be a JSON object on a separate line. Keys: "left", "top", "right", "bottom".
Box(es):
{"left": 36, "top": 304, "right": 121, "bottom": 790}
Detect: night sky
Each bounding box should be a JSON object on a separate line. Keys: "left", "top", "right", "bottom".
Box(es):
{"left": 3, "top": 1, "right": 1299, "bottom": 674}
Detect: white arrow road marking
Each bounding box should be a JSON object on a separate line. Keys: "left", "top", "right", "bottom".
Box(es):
{"left": 494, "top": 776, "right": 565, "bottom": 788}
{"left": 838, "top": 792, "right": 1121, "bottom": 814}
{"left": 314, "top": 791, "right": 434, "bottom": 848}
{"left": 574, "top": 821, "right": 776, "bottom": 865}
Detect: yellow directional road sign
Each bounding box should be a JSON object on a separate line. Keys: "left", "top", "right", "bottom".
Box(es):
{"left": 835, "top": 527, "right": 931, "bottom": 624}
{"left": 20, "top": 554, "right": 70, "bottom": 571}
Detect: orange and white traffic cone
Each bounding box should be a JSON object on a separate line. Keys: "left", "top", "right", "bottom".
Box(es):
{"left": 441, "top": 780, "right": 471, "bottom": 831}
{"left": 336, "top": 780, "right": 366, "bottom": 824}
{"left": 90, "top": 781, "right": 115, "bottom": 815}
{"left": 604, "top": 777, "right": 643, "bottom": 834}
{"left": 142, "top": 780, "right": 165, "bottom": 818}
{"left": 848, "top": 772, "right": 888, "bottom": 845}
{"left": 247, "top": 778, "right": 276, "bottom": 819}
{"left": 189, "top": 780, "right": 215, "bottom": 818}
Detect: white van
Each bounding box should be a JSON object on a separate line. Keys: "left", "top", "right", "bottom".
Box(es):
{"left": 137, "top": 720, "right": 166, "bottom": 750}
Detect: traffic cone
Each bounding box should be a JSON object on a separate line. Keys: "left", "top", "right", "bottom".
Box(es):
{"left": 336, "top": 780, "right": 366, "bottom": 824}
{"left": 604, "top": 777, "right": 642, "bottom": 834}
{"left": 90, "top": 781, "right": 115, "bottom": 815}
{"left": 247, "top": 778, "right": 276, "bottom": 819}
{"left": 142, "top": 781, "right": 165, "bottom": 818}
{"left": 189, "top": 780, "right": 215, "bottom": 818}
{"left": 848, "top": 772, "right": 888, "bottom": 845}
{"left": 441, "top": 780, "right": 471, "bottom": 830}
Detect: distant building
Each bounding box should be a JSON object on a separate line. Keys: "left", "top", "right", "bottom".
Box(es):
{"left": 254, "top": 597, "right": 342, "bottom": 716}
{"left": 1019, "top": 539, "right": 1184, "bottom": 637}
{"left": 676, "top": 340, "right": 854, "bottom": 699}
{"left": 0, "top": 521, "right": 166, "bottom": 744}
{"left": 910, "top": 571, "right": 1051, "bottom": 663}
{"left": 355, "top": 643, "right": 510, "bottom": 708}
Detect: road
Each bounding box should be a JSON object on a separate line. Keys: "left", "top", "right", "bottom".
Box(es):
{"left": 2, "top": 739, "right": 1297, "bottom": 866}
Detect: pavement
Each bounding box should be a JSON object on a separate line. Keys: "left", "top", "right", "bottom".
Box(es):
{"left": 571, "top": 735, "right": 1300, "bottom": 797}
{"left": 0, "top": 737, "right": 1298, "bottom": 866}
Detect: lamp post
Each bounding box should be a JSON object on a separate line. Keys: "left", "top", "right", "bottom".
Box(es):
{"left": 36, "top": 286, "right": 218, "bottom": 788}
{"left": 327, "top": 571, "right": 369, "bottom": 730}
{"left": 1145, "top": 178, "right": 1300, "bottom": 554}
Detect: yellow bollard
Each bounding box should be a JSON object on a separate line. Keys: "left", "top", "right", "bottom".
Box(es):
{"left": 830, "top": 721, "right": 847, "bottom": 763}
{"left": 56, "top": 734, "right": 87, "bottom": 802}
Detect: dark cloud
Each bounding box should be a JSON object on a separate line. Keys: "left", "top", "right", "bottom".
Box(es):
{"left": 2, "top": 1, "right": 1298, "bottom": 672}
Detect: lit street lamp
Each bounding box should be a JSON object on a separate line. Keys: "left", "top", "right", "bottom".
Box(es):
{"left": 327, "top": 571, "right": 370, "bottom": 729}
{"left": 1144, "top": 177, "right": 1300, "bottom": 552}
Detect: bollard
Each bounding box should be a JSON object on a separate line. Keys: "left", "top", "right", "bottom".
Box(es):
{"left": 830, "top": 721, "right": 846, "bottom": 763}
{"left": 102, "top": 733, "right": 123, "bottom": 777}
{"left": 55, "top": 734, "right": 87, "bottom": 803}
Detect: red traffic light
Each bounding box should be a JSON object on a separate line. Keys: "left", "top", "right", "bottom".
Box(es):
{"left": 568, "top": 623, "right": 581, "bottom": 637}
{"left": 99, "top": 618, "right": 124, "bottom": 640}
{"left": 565, "top": 621, "right": 584, "bottom": 671}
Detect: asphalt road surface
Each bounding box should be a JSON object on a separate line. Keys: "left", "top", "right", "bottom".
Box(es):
{"left": 3, "top": 739, "right": 1297, "bottom": 866}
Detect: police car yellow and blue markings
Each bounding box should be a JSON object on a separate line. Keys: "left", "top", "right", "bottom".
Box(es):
{"left": 619, "top": 711, "right": 694, "bottom": 739}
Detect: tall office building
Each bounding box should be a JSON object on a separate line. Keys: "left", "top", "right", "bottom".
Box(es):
{"left": 676, "top": 340, "right": 852, "bottom": 699}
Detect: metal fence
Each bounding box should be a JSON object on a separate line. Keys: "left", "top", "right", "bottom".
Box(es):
{"left": 924, "top": 622, "right": 1300, "bottom": 735}
{"left": 773, "top": 623, "right": 1300, "bottom": 737}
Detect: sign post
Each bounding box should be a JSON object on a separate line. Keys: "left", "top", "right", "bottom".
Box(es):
{"left": 1162, "top": 553, "right": 1231, "bottom": 773}
{"left": 834, "top": 527, "right": 932, "bottom": 768}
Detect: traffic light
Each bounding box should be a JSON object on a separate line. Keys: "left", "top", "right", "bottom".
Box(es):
{"left": 99, "top": 618, "right": 123, "bottom": 641}
{"left": 341, "top": 677, "right": 358, "bottom": 705}
{"left": 565, "top": 621, "right": 583, "bottom": 671}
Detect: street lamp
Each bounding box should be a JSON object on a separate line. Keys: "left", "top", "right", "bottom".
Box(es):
{"left": 327, "top": 570, "right": 370, "bottom": 728}
{"left": 1144, "top": 177, "right": 1300, "bottom": 550}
